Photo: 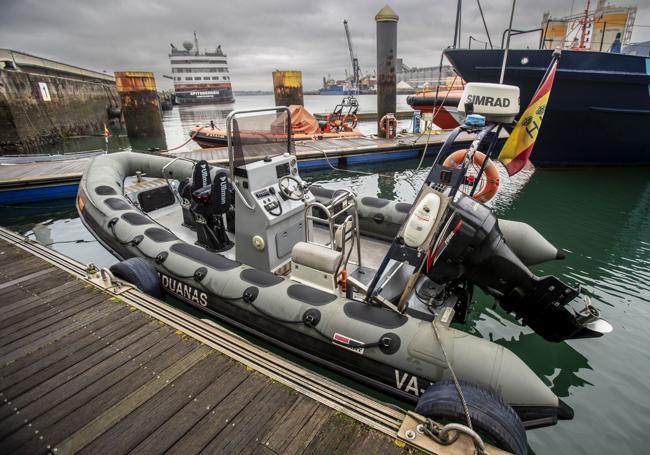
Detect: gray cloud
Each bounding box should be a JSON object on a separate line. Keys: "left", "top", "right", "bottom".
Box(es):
{"left": 1, "top": 0, "right": 649, "bottom": 90}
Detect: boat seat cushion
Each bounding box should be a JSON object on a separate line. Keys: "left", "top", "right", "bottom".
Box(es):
{"left": 170, "top": 242, "right": 240, "bottom": 270}
{"left": 292, "top": 241, "right": 342, "bottom": 275}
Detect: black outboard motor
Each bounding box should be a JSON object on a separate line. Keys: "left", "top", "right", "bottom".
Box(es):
{"left": 428, "top": 193, "right": 602, "bottom": 342}
{"left": 191, "top": 168, "right": 233, "bottom": 252}
{"left": 364, "top": 116, "right": 610, "bottom": 343}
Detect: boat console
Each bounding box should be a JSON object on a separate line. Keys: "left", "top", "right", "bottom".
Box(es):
{"left": 227, "top": 108, "right": 314, "bottom": 273}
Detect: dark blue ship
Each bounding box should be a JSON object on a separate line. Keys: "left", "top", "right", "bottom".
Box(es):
{"left": 444, "top": 48, "right": 650, "bottom": 166}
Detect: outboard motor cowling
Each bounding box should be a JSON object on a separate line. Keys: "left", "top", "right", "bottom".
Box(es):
{"left": 428, "top": 193, "right": 608, "bottom": 342}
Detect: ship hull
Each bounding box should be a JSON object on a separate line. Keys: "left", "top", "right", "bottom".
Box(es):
{"left": 444, "top": 49, "right": 650, "bottom": 166}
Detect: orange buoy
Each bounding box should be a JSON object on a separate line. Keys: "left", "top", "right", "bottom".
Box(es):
{"left": 379, "top": 113, "right": 397, "bottom": 139}
{"left": 443, "top": 149, "right": 500, "bottom": 202}
{"left": 342, "top": 113, "right": 358, "bottom": 131}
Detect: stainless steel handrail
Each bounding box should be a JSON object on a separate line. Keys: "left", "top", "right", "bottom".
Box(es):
{"left": 161, "top": 156, "right": 198, "bottom": 205}
{"left": 303, "top": 189, "right": 362, "bottom": 271}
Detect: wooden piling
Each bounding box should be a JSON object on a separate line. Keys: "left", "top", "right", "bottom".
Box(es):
{"left": 114, "top": 72, "right": 165, "bottom": 138}
{"left": 375, "top": 5, "right": 399, "bottom": 138}
{"left": 272, "top": 70, "right": 304, "bottom": 106}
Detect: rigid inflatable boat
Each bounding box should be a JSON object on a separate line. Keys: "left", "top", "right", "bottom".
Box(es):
{"left": 77, "top": 96, "right": 610, "bottom": 453}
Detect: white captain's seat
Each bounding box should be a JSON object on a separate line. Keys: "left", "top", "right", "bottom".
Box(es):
{"left": 291, "top": 241, "right": 343, "bottom": 293}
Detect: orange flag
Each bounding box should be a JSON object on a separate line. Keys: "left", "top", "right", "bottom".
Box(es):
{"left": 498, "top": 60, "right": 558, "bottom": 176}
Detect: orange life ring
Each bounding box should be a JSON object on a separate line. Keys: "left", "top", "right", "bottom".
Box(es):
{"left": 342, "top": 113, "right": 358, "bottom": 131}
{"left": 379, "top": 113, "right": 397, "bottom": 138}
{"left": 443, "top": 149, "right": 500, "bottom": 202}
{"left": 326, "top": 113, "right": 342, "bottom": 132}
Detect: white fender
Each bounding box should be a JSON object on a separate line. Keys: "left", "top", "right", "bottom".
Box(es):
{"left": 403, "top": 193, "right": 441, "bottom": 248}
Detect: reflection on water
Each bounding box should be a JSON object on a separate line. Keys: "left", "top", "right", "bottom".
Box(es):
{"left": 2, "top": 99, "right": 650, "bottom": 454}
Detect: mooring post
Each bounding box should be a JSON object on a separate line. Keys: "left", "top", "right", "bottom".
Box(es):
{"left": 114, "top": 71, "right": 165, "bottom": 138}
{"left": 272, "top": 70, "right": 304, "bottom": 106}
{"left": 375, "top": 5, "right": 399, "bottom": 138}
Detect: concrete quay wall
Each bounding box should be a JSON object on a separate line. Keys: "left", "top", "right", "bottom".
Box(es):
{"left": 0, "top": 69, "right": 120, "bottom": 153}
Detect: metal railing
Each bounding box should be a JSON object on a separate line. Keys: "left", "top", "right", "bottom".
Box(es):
{"left": 304, "top": 188, "right": 362, "bottom": 272}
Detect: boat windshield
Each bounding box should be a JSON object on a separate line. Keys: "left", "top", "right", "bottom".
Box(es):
{"left": 229, "top": 109, "right": 294, "bottom": 169}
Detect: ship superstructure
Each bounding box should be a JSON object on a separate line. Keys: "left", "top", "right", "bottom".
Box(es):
{"left": 169, "top": 32, "right": 234, "bottom": 105}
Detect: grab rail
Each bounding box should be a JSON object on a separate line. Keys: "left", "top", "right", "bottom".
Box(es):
{"left": 303, "top": 188, "right": 362, "bottom": 271}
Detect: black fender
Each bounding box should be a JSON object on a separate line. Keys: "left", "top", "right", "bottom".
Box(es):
{"left": 109, "top": 257, "right": 163, "bottom": 299}
{"left": 416, "top": 380, "right": 528, "bottom": 455}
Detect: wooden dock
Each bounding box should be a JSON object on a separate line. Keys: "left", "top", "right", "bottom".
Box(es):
{"left": 164, "top": 130, "right": 490, "bottom": 167}
{"left": 0, "top": 227, "right": 502, "bottom": 455}
{"left": 0, "top": 129, "right": 509, "bottom": 204}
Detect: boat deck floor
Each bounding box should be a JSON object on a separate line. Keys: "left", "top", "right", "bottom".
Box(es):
{"left": 149, "top": 202, "right": 391, "bottom": 274}
{"left": 0, "top": 234, "right": 410, "bottom": 455}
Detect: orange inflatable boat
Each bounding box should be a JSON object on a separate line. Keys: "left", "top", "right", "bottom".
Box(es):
{"left": 190, "top": 105, "right": 364, "bottom": 148}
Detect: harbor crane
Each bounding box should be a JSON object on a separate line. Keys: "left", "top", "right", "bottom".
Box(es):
{"left": 343, "top": 20, "right": 360, "bottom": 94}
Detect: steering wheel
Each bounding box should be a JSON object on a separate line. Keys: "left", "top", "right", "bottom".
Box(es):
{"left": 278, "top": 176, "right": 304, "bottom": 201}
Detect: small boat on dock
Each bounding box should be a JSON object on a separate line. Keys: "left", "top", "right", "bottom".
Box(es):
{"left": 78, "top": 89, "right": 611, "bottom": 453}
{"left": 190, "top": 103, "right": 364, "bottom": 148}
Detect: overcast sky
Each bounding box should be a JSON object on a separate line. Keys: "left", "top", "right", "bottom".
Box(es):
{"left": 2, "top": 0, "right": 649, "bottom": 91}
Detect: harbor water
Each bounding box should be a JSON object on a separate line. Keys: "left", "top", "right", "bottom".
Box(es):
{"left": 2, "top": 97, "right": 650, "bottom": 455}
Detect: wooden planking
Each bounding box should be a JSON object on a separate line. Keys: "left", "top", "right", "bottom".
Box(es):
{"left": 0, "top": 159, "right": 89, "bottom": 184}
{"left": 0, "top": 283, "right": 98, "bottom": 333}
{"left": 0, "top": 326, "right": 175, "bottom": 453}
{"left": 0, "top": 310, "right": 140, "bottom": 391}
{"left": 53, "top": 345, "right": 213, "bottom": 454}
{"left": 0, "top": 237, "right": 411, "bottom": 455}
{"left": 77, "top": 353, "right": 232, "bottom": 454}
{"left": 165, "top": 374, "right": 270, "bottom": 454}
{"left": 21, "top": 340, "right": 200, "bottom": 454}
{"left": 199, "top": 381, "right": 298, "bottom": 454}
{"left": 129, "top": 362, "right": 251, "bottom": 454}
{"left": 0, "top": 293, "right": 118, "bottom": 360}
{"left": 0, "top": 321, "right": 159, "bottom": 425}
{"left": 0, "top": 286, "right": 115, "bottom": 341}
{"left": 0, "top": 280, "right": 85, "bottom": 320}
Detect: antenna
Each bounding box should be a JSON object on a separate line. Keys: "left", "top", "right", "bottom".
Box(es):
{"left": 193, "top": 31, "right": 199, "bottom": 55}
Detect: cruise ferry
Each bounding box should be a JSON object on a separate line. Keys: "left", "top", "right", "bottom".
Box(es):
{"left": 169, "top": 32, "right": 234, "bottom": 105}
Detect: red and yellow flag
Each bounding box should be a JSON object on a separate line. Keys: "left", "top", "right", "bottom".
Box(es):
{"left": 498, "top": 60, "right": 558, "bottom": 176}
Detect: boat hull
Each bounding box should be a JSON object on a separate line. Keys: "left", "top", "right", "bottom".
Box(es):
{"left": 444, "top": 48, "right": 650, "bottom": 166}
{"left": 76, "top": 151, "right": 570, "bottom": 428}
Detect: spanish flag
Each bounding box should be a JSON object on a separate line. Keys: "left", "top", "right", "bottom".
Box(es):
{"left": 498, "top": 59, "right": 558, "bottom": 176}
